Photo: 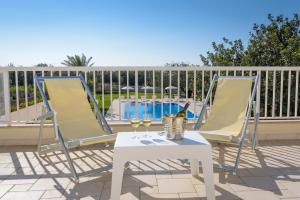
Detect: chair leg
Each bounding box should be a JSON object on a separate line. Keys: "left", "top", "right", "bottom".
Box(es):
{"left": 252, "top": 112, "right": 259, "bottom": 150}
{"left": 57, "top": 132, "right": 79, "bottom": 182}
{"left": 37, "top": 123, "right": 44, "bottom": 155}
{"left": 232, "top": 135, "right": 247, "bottom": 175}
{"left": 37, "top": 107, "right": 46, "bottom": 155}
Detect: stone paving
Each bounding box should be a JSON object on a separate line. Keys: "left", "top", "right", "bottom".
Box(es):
{"left": 0, "top": 141, "right": 300, "bottom": 200}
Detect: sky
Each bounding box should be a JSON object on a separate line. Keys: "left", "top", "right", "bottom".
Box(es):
{"left": 0, "top": 0, "right": 299, "bottom": 66}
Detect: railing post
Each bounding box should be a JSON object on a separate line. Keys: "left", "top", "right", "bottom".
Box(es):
{"left": 135, "top": 70, "right": 138, "bottom": 118}
{"left": 256, "top": 70, "right": 261, "bottom": 118}
{"left": 1, "top": 71, "right": 11, "bottom": 123}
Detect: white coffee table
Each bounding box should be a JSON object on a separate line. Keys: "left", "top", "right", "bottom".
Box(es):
{"left": 110, "top": 131, "right": 215, "bottom": 200}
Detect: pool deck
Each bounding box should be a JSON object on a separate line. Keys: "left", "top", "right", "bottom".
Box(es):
{"left": 1, "top": 141, "right": 300, "bottom": 200}
{"left": 105, "top": 98, "right": 202, "bottom": 121}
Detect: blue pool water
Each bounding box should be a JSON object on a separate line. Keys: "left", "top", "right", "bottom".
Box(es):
{"left": 122, "top": 101, "right": 196, "bottom": 120}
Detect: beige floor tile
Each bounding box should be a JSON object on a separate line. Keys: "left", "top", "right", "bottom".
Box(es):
{"left": 33, "top": 163, "right": 67, "bottom": 173}
{"left": 247, "top": 167, "right": 283, "bottom": 177}
{"left": 30, "top": 177, "right": 71, "bottom": 191}
{"left": 158, "top": 179, "right": 195, "bottom": 193}
{"left": 1, "top": 191, "right": 44, "bottom": 200}
{"left": 100, "top": 186, "right": 139, "bottom": 200}
{"left": 0, "top": 164, "right": 9, "bottom": 168}
{"left": 0, "top": 185, "right": 13, "bottom": 198}
{"left": 10, "top": 184, "right": 32, "bottom": 192}
{"left": 13, "top": 167, "right": 44, "bottom": 176}
{"left": 65, "top": 178, "right": 104, "bottom": 198}
{"left": 241, "top": 176, "right": 281, "bottom": 191}
{"left": 273, "top": 189, "right": 300, "bottom": 199}
{"left": 280, "top": 169, "right": 300, "bottom": 180}
{"left": 0, "top": 156, "right": 13, "bottom": 165}
{"left": 236, "top": 190, "right": 280, "bottom": 200}
{"left": 235, "top": 168, "right": 253, "bottom": 177}
{"left": 225, "top": 176, "right": 252, "bottom": 192}
{"left": 194, "top": 184, "right": 240, "bottom": 200}
{"left": 140, "top": 186, "right": 159, "bottom": 194}
{"left": 139, "top": 160, "right": 171, "bottom": 172}
{"left": 179, "top": 192, "right": 201, "bottom": 199}
{"left": 124, "top": 167, "right": 142, "bottom": 175}
{"left": 190, "top": 176, "right": 204, "bottom": 185}
{"left": 270, "top": 177, "right": 292, "bottom": 190}
{"left": 140, "top": 193, "right": 180, "bottom": 200}
{"left": 81, "top": 196, "right": 100, "bottom": 200}
{"left": 0, "top": 168, "right": 16, "bottom": 176}
{"left": 5, "top": 158, "right": 40, "bottom": 169}
{"left": 197, "top": 172, "right": 223, "bottom": 185}
{"left": 1, "top": 177, "right": 38, "bottom": 185}
{"left": 123, "top": 174, "right": 157, "bottom": 187}
{"left": 171, "top": 171, "right": 192, "bottom": 179}
{"left": 155, "top": 172, "right": 172, "bottom": 179}
{"left": 41, "top": 189, "right": 65, "bottom": 199}
{"left": 279, "top": 181, "right": 300, "bottom": 197}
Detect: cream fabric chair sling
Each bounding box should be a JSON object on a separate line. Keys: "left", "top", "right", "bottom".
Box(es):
{"left": 194, "top": 75, "right": 260, "bottom": 175}
{"left": 35, "top": 76, "right": 116, "bottom": 181}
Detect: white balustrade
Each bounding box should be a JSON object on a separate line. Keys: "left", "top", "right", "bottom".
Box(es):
{"left": 0, "top": 66, "right": 299, "bottom": 123}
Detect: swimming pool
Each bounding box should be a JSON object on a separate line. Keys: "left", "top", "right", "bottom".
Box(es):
{"left": 122, "top": 101, "right": 196, "bottom": 120}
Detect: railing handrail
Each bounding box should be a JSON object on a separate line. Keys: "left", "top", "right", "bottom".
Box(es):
{"left": 1, "top": 66, "right": 300, "bottom": 72}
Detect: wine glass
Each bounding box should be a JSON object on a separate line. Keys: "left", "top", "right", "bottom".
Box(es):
{"left": 130, "top": 118, "right": 140, "bottom": 132}
{"left": 130, "top": 113, "right": 140, "bottom": 132}
{"left": 142, "top": 112, "right": 152, "bottom": 133}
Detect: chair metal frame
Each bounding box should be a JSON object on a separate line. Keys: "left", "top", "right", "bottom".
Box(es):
{"left": 35, "top": 75, "right": 114, "bottom": 181}
{"left": 194, "top": 74, "right": 260, "bottom": 175}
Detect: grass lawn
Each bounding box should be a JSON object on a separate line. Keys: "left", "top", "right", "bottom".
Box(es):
{"left": 11, "top": 91, "right": 187, "bottom": 114}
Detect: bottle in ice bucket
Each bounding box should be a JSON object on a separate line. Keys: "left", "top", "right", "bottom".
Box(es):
{"left": 163, "top": 101, "right": 190, "bottom": 140}
{"left": 176, "top": 101, "right": 191, "bottom": 117}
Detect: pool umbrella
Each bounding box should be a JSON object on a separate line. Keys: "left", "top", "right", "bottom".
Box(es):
{"left": 141, "top": 86, "right": 153, "bottom": 90}
{"left": 165, "top": 86, "right": 177, "bottom": 90}
{"left": 121, "top": 86, "right": 134, "bottom": 91}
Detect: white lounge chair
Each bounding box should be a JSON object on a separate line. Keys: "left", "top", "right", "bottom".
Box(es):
{"left": 119, "top": 95, "right": 126, "bottom": 102}
{"left": 35, "top": 76, "right": 116, "bottom": 181}
{"left": 152, "top": 95, "right": 157, "bottom": 102}
{"left": 163, "top": 95, "right": 170, "bottom": 102}
{"left": 130, "top": 95, "right": 136, "bottom": 102}
{"left": 194, "top": 75, "right": 260, "bottom": 175}
{"left": 141, "top": 95, "right": 147, "bottom": 102}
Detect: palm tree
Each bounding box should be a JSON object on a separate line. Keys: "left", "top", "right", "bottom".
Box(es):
{"left": 61, "top": 54, "right": 94, "bottom": 67}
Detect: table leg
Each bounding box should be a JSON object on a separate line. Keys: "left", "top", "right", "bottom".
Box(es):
{"left": 110, "top": 154, "right": 125, "bottom": 200}
{"left": 190, "top": 159, "right": 199, "bottom": 176}
{"left": 202, "top": 151, "right": 215, "bottom": 200}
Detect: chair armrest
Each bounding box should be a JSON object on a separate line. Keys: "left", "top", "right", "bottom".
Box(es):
{"left": 194, "top": 103, "right": 207, "bottom": 130}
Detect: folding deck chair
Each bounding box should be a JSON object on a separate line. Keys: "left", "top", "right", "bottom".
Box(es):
{"left": 35, "top": 76, "right": 116, "bottom": 181}
{"left": 194, "top": 75, "right": 260, "bottom": 175}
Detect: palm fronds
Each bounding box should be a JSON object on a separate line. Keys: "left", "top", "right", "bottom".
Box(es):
{"left": 61, "top": 54, "right": 94, "bottom": 67}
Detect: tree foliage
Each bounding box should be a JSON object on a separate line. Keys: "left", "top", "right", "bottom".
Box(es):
{"left": 200, "top": 14, "right": 300, "bottom": 66}
{"left": 165, "top": 62, "right": 193, "bottom": 67}
{"left": 61, "top": 53, "right": 94, "bottom": 67}
{"left": 200, "top": 38, "right": 246, "bottom": 66}
{"left": 35, "top": 63, "right": 53, "bottom": 67}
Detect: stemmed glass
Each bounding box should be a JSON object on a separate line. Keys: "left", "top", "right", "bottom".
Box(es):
{"left": 142, "top": 112, "right": 152, "bottom": 133}
{"left": 130, "top": 113, "right": 140, "bottom": 132}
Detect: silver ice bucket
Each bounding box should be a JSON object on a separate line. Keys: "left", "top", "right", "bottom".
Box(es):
{"left": 163, "top": 115, "right": 187, "bottom": 140}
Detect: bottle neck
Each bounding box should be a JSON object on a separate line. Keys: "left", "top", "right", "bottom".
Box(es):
{"left": 183, "top": 102, "right": 190, "bottom": 112}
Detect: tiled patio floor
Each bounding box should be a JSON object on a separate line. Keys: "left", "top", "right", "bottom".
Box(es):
{"left": 0, "top": 141, "right": 300, "bottom": 200}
